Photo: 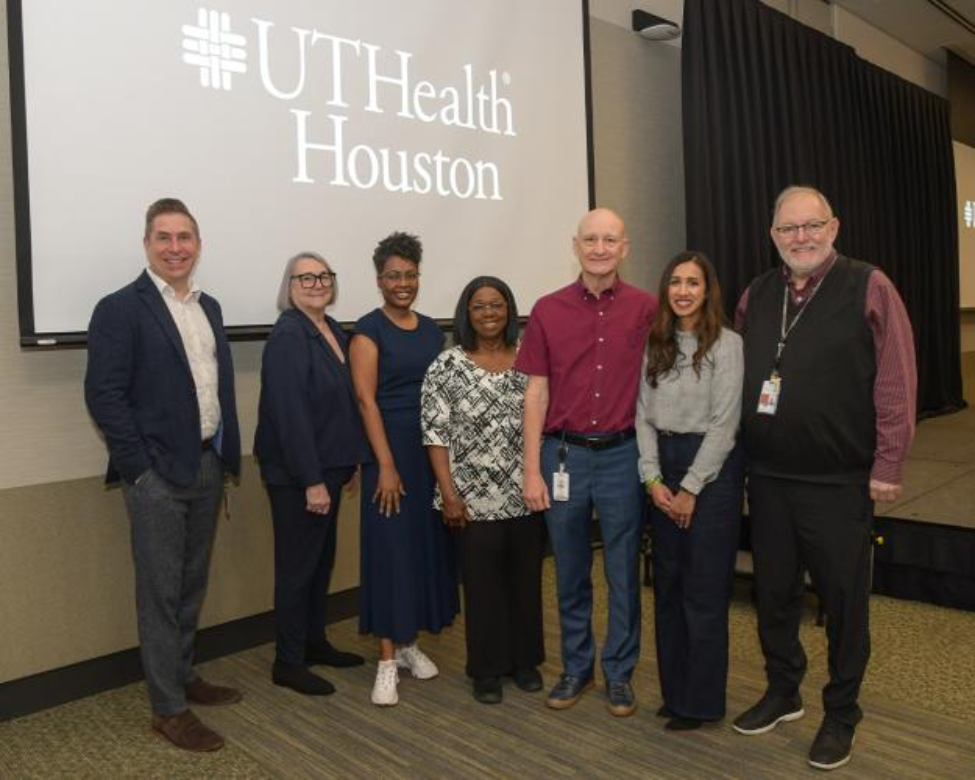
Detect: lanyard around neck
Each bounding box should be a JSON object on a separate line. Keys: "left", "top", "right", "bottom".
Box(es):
{"left": 772, "top": 262, "right": 834, "bottom": 372}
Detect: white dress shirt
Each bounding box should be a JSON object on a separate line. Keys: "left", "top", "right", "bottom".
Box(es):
{"left": 147, "top": 268, "right": 221, "bottom": 440}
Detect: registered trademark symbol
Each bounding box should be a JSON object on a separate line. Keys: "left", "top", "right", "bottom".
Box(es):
{"left": 502, "top": 71, "right": 511, "bottom": 86}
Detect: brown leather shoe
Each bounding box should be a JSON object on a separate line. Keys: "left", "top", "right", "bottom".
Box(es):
{"left": 151, "top": 710, "right": 224, "bottom": 752}
{"left": 185, "top": 677, "right": 242, "bottom": 706}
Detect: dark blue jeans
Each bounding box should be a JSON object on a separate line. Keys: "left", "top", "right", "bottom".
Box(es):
{"left": 651, "top": 435, "right": 743, "bottom": 720}
{"left": 541, "top": 436, "right": 644, "bottom": 683}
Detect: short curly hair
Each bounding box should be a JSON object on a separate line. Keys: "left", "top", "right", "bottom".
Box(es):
{"left": 372, "top": 231, "right": 422, "bottom": 274}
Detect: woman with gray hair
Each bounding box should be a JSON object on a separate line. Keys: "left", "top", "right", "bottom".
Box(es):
{"left": 254, "top": 252, "right": 370, "bottom": 696}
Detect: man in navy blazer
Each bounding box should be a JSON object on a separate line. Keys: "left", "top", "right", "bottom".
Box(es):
{"left": 85, "top": 198, "right": 242, "bottom": 753}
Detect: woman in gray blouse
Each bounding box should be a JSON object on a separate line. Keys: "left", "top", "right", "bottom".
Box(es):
{"left": 636, "top": 251, "right": 744, "bottom": 731}
{"left": 421, "top": 276, "right": 545, "bottom": 705}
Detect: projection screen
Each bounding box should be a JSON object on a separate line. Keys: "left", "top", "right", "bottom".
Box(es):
{"left": 8, "top": 0, "right": 593, "bottom": 344}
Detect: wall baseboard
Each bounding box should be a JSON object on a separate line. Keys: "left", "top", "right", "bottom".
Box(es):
{"left": 0, "top": 588, "right": 358, "bottom": 723}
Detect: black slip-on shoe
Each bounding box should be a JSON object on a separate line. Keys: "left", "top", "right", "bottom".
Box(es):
{"left": 473, "top": 676, "right": 503, "bottom": 704}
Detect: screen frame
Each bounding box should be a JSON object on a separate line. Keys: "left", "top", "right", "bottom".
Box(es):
{"left": 6, "top": 0, "right": 596, "bottom": 348}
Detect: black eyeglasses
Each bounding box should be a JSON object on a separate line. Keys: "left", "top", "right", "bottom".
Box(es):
{"left": 291, "top": 272, "right": 337, "bottom": 288}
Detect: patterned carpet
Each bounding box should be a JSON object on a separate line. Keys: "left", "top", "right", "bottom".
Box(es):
{"left": 2, "top": 558, "right": 975, "bottom": 778}
{"left": 728, "top": 585, "right": 975, "bottom": 723}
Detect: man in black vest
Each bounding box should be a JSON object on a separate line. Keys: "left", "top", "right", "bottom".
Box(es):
{"left": 731, "top": 186, "right": 916, "bottom": 771}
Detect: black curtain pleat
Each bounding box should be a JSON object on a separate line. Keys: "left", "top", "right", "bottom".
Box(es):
{"left": 682, "top": 0, "right": 964, "bottom": 416}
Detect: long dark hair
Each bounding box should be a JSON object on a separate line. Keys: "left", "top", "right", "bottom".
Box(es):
{"left": 645, "top": 251, "right": 726, "bottom": 387}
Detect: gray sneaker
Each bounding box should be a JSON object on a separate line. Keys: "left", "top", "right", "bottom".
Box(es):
{"left": 546, "top": 673, "right": 594, "bottom": 710}
{"left": 732, "top": 694, "right": 805, "bottom": 735}
{"left": 606, "top": 680, "right": 636, "bottom": 717}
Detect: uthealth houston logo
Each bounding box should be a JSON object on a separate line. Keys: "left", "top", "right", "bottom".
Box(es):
{"left": 177, "top": 7, "right": 517, "bottom": 201}
{"left": 182, "top": 9, "right": 246, "bottom": 91}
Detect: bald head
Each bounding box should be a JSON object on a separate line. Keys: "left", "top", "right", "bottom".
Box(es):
{"left": 577, "top": 208, "right": 627, "bottom": 239}
{"left": 573, "top": 208, "right": 629, "bottom": 291}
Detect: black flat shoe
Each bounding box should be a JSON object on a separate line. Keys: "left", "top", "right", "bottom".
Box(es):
{"left": 665, "top": 716, "right": 702, "bottom": 731}
{"left": 473, "top": 676, "right": 503, "bottom": 704}
{"left": 305, "top": 640, "right": 365, "bottom": 668}
{"left": 512, "top": 667, "right": 543, "bottom": 692}
{"left": 272, "top": 661, "right": 336, "bottom": 696}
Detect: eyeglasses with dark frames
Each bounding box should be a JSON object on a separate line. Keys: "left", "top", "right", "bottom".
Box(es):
{"left": 291, "top": 272, "right": 337, "bottom": 288}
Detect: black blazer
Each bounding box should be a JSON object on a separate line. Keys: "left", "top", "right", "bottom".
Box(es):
{"left": 84, "top": 270, "right": 241, "bottom": 487}
{"left": 254, "top": 308, "right": 370, "bottom": 487}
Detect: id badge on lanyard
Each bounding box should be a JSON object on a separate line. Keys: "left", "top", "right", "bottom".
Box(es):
{"left": 757, "top": 276, "right": 826, "bottom": 417}
{"left": 757, "top": 372, "right": 781, "bottom": 416}
{"left": 552, "top": 438, "right": 570, "bottom": 501}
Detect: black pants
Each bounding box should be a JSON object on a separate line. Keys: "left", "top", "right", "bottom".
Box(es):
{"left": 748, "top": 475, "right": 873, "bottom": 726}
{"left": 459, "top": 515, "right": 546, "bottom": 678}
{"left": 267, "top": 468, "right": 354, "bottom": 665}
{"left": 652, "top": 435, "right": 744, "bottom": 720}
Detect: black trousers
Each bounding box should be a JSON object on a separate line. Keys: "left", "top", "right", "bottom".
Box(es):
{"left": 748, "top": 475, "right": 873, "bottom": 726}
{"left": 458, "top": 515, "right": 546, "bottom": 678}
{"left": 267, "top": 468, "right": 354, "bottom": 665}
{"left": 652, "top": 435, "right": 744, "bottom": 721}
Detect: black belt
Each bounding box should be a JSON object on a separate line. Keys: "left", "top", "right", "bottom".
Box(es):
{"left": 549, "top": 429, "right": 635, "bottom": 451}
{"left": 201, "top": 438, "right": 214, "bottom": 451}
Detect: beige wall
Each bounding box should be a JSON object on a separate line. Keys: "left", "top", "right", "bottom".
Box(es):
{"left": 589, "top": 17, "right": 685, "bottom": 292}
{"left": 961, "top": 311, "right": 975, "bottom": 402}
{"left": 962, "top": 311, "right": 975, "bottom": 353}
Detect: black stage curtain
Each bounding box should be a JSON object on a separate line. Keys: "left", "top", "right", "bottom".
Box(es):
{"left": 873, "top": 517, "right": 975, "bottom": 611}
{"left": 682, "top": 0, "right": 964, "bottom": 416}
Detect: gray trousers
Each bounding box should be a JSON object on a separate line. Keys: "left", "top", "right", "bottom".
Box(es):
{"left": 122, "top": 450, "right": 224, "bottom": 716}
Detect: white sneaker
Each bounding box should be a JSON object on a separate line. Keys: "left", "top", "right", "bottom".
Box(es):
{"left": 371, "top": 660, "right": 399, "bottom": 706}
{"left": 394, "top": 643, "right": 439, "bottom": 680}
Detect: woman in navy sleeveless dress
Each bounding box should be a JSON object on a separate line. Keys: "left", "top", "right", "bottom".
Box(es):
{"left": 350, "top": 231, "right": 458, "bottom": 706}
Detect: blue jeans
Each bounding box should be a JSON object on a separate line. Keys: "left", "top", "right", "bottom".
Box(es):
{"left": 541, "top": 436, "right": 644, "bottom": 682}
{"left": 652, "top": 435, "right": 743, "bottom": 720}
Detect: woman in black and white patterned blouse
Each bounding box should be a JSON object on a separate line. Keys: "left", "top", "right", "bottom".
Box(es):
{"left": 421, "top": 276, "right": 545, "bottom": 705}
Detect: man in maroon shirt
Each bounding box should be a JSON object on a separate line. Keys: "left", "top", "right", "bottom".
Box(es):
{"left": 516, "top": 208, "right": 656, "bottom": 717}
{"left": 732, "top": 186, "right": 916, "bottom": 771}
